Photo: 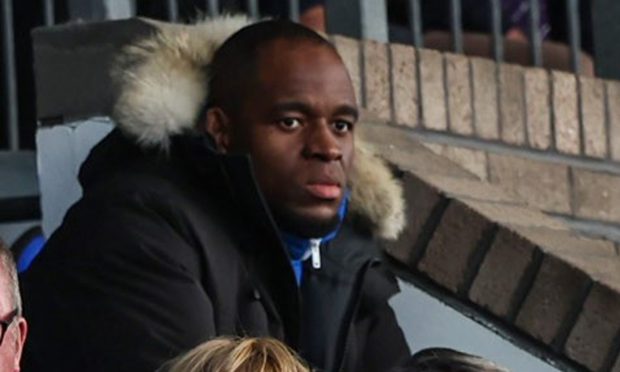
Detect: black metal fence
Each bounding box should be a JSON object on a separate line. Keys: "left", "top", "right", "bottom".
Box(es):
{"left": 1, "top": 0, "right": 619, "bottom": 152}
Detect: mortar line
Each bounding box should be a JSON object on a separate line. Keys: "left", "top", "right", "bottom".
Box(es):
{"left": 604, "top": 80, "right": 613, "bottom": 161}
{"left": 576, "top": 74, "right": 586, "bottom": 156}
{"left": 373, "top": 122, "right": 620, "bottom": 176}
{"left": 507, "top": 247, "right": 544, "bottom": 322}
{"left": 386, "top": 43, "right": 396, "bottom": 125}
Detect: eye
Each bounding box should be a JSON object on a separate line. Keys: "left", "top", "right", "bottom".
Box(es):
{"left": 278, "top": 118, "right": 302, "bottom": 130}
{"left": 332, "top": 120, "right": 353, "bottom": 133}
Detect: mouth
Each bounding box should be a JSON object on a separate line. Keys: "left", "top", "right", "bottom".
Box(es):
{"left": 305, "top": 181, "right": 342, "bottom": 200}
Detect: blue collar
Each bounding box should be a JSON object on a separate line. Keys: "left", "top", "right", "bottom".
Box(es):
{"left": 281, "top": 193, "right": 349, "bottom": 260}
{"left": 281, "top": 193, "right": 349, "bottom": 285}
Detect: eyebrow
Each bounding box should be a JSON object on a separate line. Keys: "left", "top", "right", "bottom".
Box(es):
{"left": 270, "top": 102, "right": 359, "bottom": 121}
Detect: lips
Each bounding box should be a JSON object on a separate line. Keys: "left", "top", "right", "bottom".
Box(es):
{"left": 305, "top": 183, "right": 342, "bottom": 200}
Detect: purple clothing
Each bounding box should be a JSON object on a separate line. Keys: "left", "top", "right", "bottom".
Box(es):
{"left": 503, "top": 0, "right": 551, "bottom": 39}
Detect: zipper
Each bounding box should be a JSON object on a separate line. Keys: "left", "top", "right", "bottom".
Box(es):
{"left": 310, "top": 239, "right": 321, "bottom": 269}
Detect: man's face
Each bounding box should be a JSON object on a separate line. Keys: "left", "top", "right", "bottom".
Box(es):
{"left": 0, "top": 275, "right": 26, "bottom": 372}
{"left": 210, "top": 39, "right": 358, "bottom": 237}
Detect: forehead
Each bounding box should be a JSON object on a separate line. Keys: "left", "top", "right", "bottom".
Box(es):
{"left": 0, "top": 274, "right": 11, "bottom": 314}
{"left": 253, "top": 39, "right": 356, "bottom": 101}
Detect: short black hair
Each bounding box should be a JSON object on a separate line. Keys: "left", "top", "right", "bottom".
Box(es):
{"left": 206, "top": 20, "right": 337, "bottom": 114}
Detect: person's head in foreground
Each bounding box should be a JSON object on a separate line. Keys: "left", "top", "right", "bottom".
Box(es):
{"left": 168, "top": 337, "right": 310, "bottom": 372}
{"left": 202, "top": 20, "right": 357, "bottom": 239}
{"left": 0, "top": 239, "right": 27, "bottom": 372}
{"left": 395, "top": 347, "right": 510, "bottom": 372}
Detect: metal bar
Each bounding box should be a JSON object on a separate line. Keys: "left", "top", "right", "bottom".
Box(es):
{"left": 407, "top": 0, "right": 423, "bottom": 48}
{"left": 207, "top": 0, "right": 218, "bottom": 16}
{"left": 450, "top": 0, "right": 463, "bottom": 53}
{"left": 325, "top": 0, "right": 388, "bottom": 42}
{"left": 166, "top": 0, "right": 179, "bottom": 22}
{"left": 567, "top": 0, "right": 581, "bottom": 74}
{"left": 490, "top": 0, "right": 503, "bottom": 63}
{"left": 528, "top": 0, "right": 542, "bottom": 66}
{"left": 43, "top": 0, "right": 55, "bottom": 26}
{"left": 246, "top": 0, "right": 258, "bottom": 19}
{"left": 592, "top": 0, "right": 620, "bottom": 79}
{"left": 289, "top": 0, "right": 300, "bottom": 22}
{"left": 359, "top": 0, "right": 388, "bottom": 41}
{"left": 1, "top": 0, "right": 19, "bottom": 151}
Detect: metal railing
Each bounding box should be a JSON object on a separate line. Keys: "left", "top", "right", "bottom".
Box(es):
{"left": 1, "top": 0, "right": 620, "bottom": 152}
{"left": 1, "top": 0, "right": 18, "bottom": 151}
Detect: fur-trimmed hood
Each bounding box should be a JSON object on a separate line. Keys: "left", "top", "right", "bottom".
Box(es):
{"left": 111, "top": 16, "right": 405, "bottom": 240}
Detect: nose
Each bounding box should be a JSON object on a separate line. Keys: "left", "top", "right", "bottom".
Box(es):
{"left": 303, "top": 122, "right": 343, "bottom": 162}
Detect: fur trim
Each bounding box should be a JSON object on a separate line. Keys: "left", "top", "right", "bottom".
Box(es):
{"left": 349, "top": 141, "right": 406, "bottom": 240}
{"left": 112, "top": 16, "right": 252, "bottom": 148}
{"left": 111, "top": 17, "right": 406, "bottom": 240}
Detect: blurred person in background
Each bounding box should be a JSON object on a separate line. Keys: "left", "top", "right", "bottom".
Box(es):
{"left": 0, "top": 239, "right": 27, "bottom": 372}
{"left": 394, "top": 348, "right": 510, "bottom": 372}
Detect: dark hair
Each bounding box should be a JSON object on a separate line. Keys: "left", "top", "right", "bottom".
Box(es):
{"left": 206, "top": 20, "right": 336, "bottom": 115}
{"left": 394, "top": 348, "right": 510, "bottom": 372}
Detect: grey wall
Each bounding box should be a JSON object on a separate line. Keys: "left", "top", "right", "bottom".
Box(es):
{"left": 390, "top": 280, "right": 561, "bottom": 372}
{"left": 37, "top": 118, "right": 114, "bottom": 237}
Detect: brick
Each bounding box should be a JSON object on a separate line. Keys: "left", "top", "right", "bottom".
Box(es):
{"left": 608, "top": 80, "right": 620, "bottom": 162}
{"left": 515, "top": 255, "right": 590, "bottom": 345}
{"left": 363, "top": 40, "right": 391, "bottom": 121}
{"left": 420, "top": 174, "right": 517, "bottom": 204}
{"left": 359, "top": 124, "right": 477, "bottom": 180}
{"left": 445, "top": 53, "right": 473, "bottom": 135}
{"left": 471, "top": 57, "right": 499, "bottom": 140}
{"left": 524, "top": 68, "right": 551, "bottom": 150}
{"left": 580, "top": 76, "right": 607, "bottom": 158}
{"left": 469, "top": 228, "right": 537, "bottom": 319}
{"left": 565, "top": 284, "right": 620, "bottom": 371}
{"left": 418, "top": 200, "right": 492, "bottom": 293}
{"left": 332, "top": 35, "right": 362, "bottom": 106}
{"left": 572, "top": 168, "right": 620, "bottom": 223}
{"left": 462, "top": 199, "right": 568, "bottom": 231}
{"left": 419, "top": 49, "right": 447, "bottom": 131}
{"left": 499, "top": 64, "right": 526, "bottom": 145}
{"left": 389, "top": 43, "right": 418, "bottom": 127}
{"left": 383, "top": 173, "right": 443, "bottom": 265}
{"left": 488, "top": 153, "right": 571, "bottom": 214}
{"left": 553, "top": 71, "right": 580, "bottom": 155}
{"left": 421, "top": 143, "right": 488, "bottom": 181}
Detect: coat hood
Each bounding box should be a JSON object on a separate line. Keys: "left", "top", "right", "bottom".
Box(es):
{"left": 111, "top": 16, "right": 405, "bottom": 240}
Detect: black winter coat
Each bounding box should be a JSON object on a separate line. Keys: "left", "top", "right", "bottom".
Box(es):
{"left": 21, "top": 130, "right": 410, "bottom": 372}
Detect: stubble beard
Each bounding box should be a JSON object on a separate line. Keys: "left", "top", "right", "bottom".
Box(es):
{"left": 271, "top": 206, "right": 341, "bottom": 239}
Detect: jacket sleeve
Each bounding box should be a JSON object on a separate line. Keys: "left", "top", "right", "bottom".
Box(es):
{"left": 352, "top": 263, "right": 411, "bottom": 372}
{"left": 22, "top": 195, "right": 215, "bottom": 372}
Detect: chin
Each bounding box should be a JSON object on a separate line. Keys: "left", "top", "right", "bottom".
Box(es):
{"left": 272, "top": 205, "right": 341, "bottom": 238}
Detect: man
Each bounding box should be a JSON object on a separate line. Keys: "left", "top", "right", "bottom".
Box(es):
{"left": 0, "top": 240, "right": 27, "bottom": 372}
{"left": 22, "top": 18, "right": 409, "bottom": 371}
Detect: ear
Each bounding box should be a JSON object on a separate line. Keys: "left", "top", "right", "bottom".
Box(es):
{"left": 203, "top": 107, "right": 232, "bottom": 153}
{"left": 13, "top": 317, "right": 27, "bottom": 371}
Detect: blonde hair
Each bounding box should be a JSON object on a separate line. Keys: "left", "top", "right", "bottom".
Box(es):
{"left": 168, "top": 337, "right": 310, "bottom": 372}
